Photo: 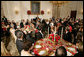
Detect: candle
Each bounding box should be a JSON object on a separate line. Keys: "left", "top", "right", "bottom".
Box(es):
{"left": 55, "top": 26, "right": 56, "bottom": 33}
{"left": 61, "top": 27, "right": 63, "bottom": 39}
{"left": 48, "top": 27, "right": 49, "bottom": 37}
{"left": 54, "top": 26, "right": 56, "bottom": 41}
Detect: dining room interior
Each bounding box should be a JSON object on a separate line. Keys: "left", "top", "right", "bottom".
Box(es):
{"left": 1, "top": 1, "right": 83, "bottom": 56}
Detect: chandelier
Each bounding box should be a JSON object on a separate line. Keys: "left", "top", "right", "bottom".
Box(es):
{"left": 50, "top": 1, "right": 70, "bottom": 7}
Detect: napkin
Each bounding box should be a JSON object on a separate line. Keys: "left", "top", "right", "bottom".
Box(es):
{"left": 67, "top": 48, "right": 75, "bottom": 51}
{"left": 35, "top": 45, "right": 41, "bottom": 48}
{"left": 39, "top": 50, "right": 46, "bottom": 55}
{"left": 51, "top": 53, "right": 55, "bottom": 56}
{"left": 67, "top": 51, "right": 72, "bottom": 56}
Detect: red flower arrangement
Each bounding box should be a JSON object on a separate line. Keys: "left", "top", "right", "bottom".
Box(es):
{"left": 55, "top": 34, "right": 60, "bottom": 42}
{"left": 27, "top": 10, "right": 31, "bottom": 15}
{"left": 33, "top": 49, "right": 39, "bottom": 55}
{"left": 49, "top": 34, "right": 60, "bottom": 43}
{"left": 49, "top": 34, "right": 54, "bottom": 39}
{"left": 41, "top": 10, "right": 44, "bottom": 15}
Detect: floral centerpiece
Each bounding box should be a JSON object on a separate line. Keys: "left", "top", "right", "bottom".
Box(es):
{"left": 24, "top": 25, "right": 39, "bottom": 34}
{"left": 49, "top": 34, "right": 60, "bottom": 43}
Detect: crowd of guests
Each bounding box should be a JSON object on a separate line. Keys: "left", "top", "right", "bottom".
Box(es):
{"left": 1, "top": 16, "right": 83, "bottom": 56}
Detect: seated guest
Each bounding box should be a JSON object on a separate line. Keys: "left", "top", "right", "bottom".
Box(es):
{"left": 10, "top": 22, "right": 14, "bottom": 29}
{"left": 36, "top": 21, "right": 41, "bottom": 30}
{"left": 37, "top": 18, "right": 41, "bottom": 22}
{"left": 31, "top": 19, "right": 36, "bottom": 27}
{"left": 20, "top": 20, "right": 24, "bottom": 28}
{"left": 76, "top": 32, "right": 83, "bottom": 53}
{"left": 1, "top": 22, "right": 6, "bottom": 33}
{"left": 12, "top": 20, "right": 17, "bottom": 29}
{"left": 30, "top": 23, "right": 35, "bottom": 30}
{"left": 7, "top": 20, "right": 11, "bottom": 25}
{"left": 55, "top": 46, "right": 67, "bottom": 56}
{"left": 28, "top": 23, "right": 36, "bottom": 42}
{"left": 15, "top": 30, "right": 24, "bottom": 55}
{"left": 25, "top": 19, "right": 29, "bottom": 25}
{"left": 76, "top": 41, "right": 83, "bottom": 53}
{"left": 26, "top": 33, "right": 35, "bottom": 43}
{"left": 57, "top": 23, "right": 62, "bottom": 35}
{"left": 30, "top": 31, "right": 36, "bottom": 41}
{"left": 52, "top": 16, "right": 55, "bottom": 22}
{"left": 41, "top": 19, "right": 48, "bottom": 36}
{"left": 35, "top": 31, "right": 43, "bottom": 41}
{"left": 50, "top": 22, "right": 55, "bottom": 34}
{"left": 23, "top": 19, "right": 26, "bottom": 25}
{"left": 5, "top": 25, "right": 11, "bottom": 37}
{"left": 1, "top": 26, "right": 4, "bottom": 37}
{"left": 16, "top": 22, "right": 20, "bottom": 30}
{"left": 63, "top": 24, "right": 72, "bottom": 43}
{"left": 21, "top": 40, "right": 33, "bottom": 56}
{"left": 76, "top": 29, "right": 83, "bottom": 42}
{"left": 35, "top": 15, "right": 39, "bottom": 21}
{"left": 2, "top": 16, "right": 7, "bottom": 22}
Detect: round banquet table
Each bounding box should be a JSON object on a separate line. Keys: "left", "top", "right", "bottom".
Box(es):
{"left": 33, "top": 38, "right": 78, "bottom": 56}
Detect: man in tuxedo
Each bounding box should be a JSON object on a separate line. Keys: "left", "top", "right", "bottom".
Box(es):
{"left": 15, "top": 30, "right": 24, "bottom": 54}
{"left": 25, "top": 33, "right": 34, "bottom": 43}
{"left": 25, "top": 19, "right": 29, "bottom": 25}
{"left": 52, "top": 16, "right": 55, "bottom": 23}
{"left": 33, "top": 15, "right": 39, "bottom": 23}
{"left": 35, "top": 31, "right": 43, "bottom": 41}
{"left": 20, "top": 20, "right": 24, "bottom": 28}
{"left": 12, "top": 20, "right": 17, "bottom": 29}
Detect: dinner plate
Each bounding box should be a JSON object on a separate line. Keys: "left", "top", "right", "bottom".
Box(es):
{"left": 67, "top": 51, "right": 72, "bottom": 56}
{"left": 39, "top": 50, "right": 46, "bottom": 55}
{"left": 50, "top": 53, "right": 55, "bottom": 56}
{"left": 35, "top": 45, "right": 42, "bottom": 48}
{"left": 67, "top": 47, "right": 75, "bottom": 51}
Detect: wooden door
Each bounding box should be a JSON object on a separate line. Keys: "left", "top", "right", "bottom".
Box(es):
{"left": 70, "top": 11, "right": 77, "bottom": 21}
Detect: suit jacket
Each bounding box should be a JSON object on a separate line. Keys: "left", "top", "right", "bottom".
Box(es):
{"left": 16, "top": 39, "right": 24, "bottom": 54}
{"left": 25, "top": 22, "right": 29, "bottom": 25}
{"left": 13, "top": 22, "right": 17, "bottom": 29}
{"left": 26, "top": 33, "right": 35, "bottom": 43}
{"left": 20, "top": 22, "right": 24, "bottom": 28}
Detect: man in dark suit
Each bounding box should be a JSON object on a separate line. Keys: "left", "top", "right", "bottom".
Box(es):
{"left": 26, "top": 33, "right": 35, "bottom": 43}
{"left": 20, "top": 20, "right": 24, "bottom": 28}
{"left": 25, "top": 19, "right": 29, "bottom": 25}
{"left": 15, "top": 30, "right": 24, "bottom": 55}
{"left": 12, "top": 20, "right": 17, "bottom": 29}
{"left": 35, "top": 31, "right": 43, "bottom": 41}
{"left": 52, "top": 16, "right": 55, "bottom": 22}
